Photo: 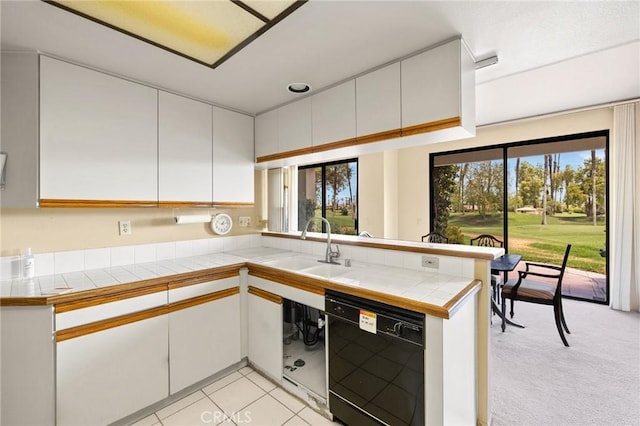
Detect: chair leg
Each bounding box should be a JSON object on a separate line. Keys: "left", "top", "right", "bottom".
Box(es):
{"left": 501, "top": 295, "right": 507, "bottom": 332}
{"left": 554, "top": 303, "right": 570, "bottom": 347}
{"left": 559, "top": 300, "right": 570, "bottom": 334}
{"left": 491, "top": 282, "right": 496, "bottom": 315}
{"left": 509, "top": 298, "right": 514, "bottom": 318}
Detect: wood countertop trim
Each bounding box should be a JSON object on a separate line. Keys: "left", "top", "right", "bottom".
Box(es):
{"left": 54, "top": 282, "right": 168, "bottom": 314}
{"left": 56, "top": 287, "right": 241, "bottom": 342}
{"left": 248, "top": 264, "right": 325, "bottom": 295}
{"left": 0, "top": 265, "right": 244, "bottom": 309}
{"left": 247, "top": 263, "right": 477, "bottom": 319}
{"left": 166, "top": 265, "right": 242, "bottom": 290}
{"left": 167, "top": 287, "right": 240, "bottom": 313}
{"left": 3, "top": 260, "right": 481, "bottom": 320}
{"left": 39, "top": 199, "right": 158, "bottom": 208}
{"left": 56, "top": 305, "right": 169, "bottom": 342}
{"left": 248, "top": 286, "right": 283, "bottom": 304}
{"left": 261, "top": 232, "right": 501, "bottom": 261}
{"left": 443, "top": 279, "right": 482, "bottom": 319}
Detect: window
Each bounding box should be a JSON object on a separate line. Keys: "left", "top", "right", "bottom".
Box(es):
{"left": 430, "top": 131, "right": 609, "bottom": 304}
{"left": 298, "top": 159, "right": 358, "bottom": 235}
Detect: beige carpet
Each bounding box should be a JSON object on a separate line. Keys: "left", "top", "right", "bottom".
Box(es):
{"left": 490, "top": 298, "right": 640, "bottom": 426}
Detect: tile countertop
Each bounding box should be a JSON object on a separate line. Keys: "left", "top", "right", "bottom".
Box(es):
{"left": 0, "top": 246, "right": 481, "bottom": 317}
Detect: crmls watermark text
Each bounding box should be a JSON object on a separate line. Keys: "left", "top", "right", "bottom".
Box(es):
{"left": 201, "top": 410, "right": 252, "bottom": 424}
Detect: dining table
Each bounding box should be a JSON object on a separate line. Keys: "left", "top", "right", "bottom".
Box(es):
{"left": 490, "top": 253, "right": 524, "bottom": 328}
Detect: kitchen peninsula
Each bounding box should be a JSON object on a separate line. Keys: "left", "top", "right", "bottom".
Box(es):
{"left": 0, "top": 233, "right": 502, "bottom": 426}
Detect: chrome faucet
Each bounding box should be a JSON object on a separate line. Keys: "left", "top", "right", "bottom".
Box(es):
{"left": 300, "top": 217, "right": 341, "bottom": 265}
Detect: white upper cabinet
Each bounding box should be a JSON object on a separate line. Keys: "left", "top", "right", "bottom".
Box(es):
{"left": 278, "top": 97, "right": 312, "bottom": 153}
{"left": 356, "top": 63, "right": 401, "bottom": 137}
{"left": 312, "top": 80, "right": 356, "bottom": 146}
{"left": 255, "top": 109, "right": 279, "bottom": 159}
{"left": 158, "top": 91, "right": 212, "bottom": 204}
{"left": 40, "top": 56, "right": 158, "bottom": 202}
{"left": 212, "top": 106, "right": 254, "bottom": 204}
{"left": 401, "top": 39, "right": 462, "bottom": 129}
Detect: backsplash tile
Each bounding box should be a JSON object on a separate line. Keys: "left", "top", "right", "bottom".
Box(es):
{"left": 35, "top": 253, "right": 54, "bottom": 277}
{"left": 0, "top": 256, "right": 22, "bottom": 280}
{"left": 111, "top": 246, "right": 135, "bottom": 266}
{"left": 1, "top": 235, "right": 481, "bottom": 282}
{"left": 134, "top": 244, "right": 157, "bottom": 264}
{"left": 156, "top": 242, "right": 176, "bottom": 261}
{"left": 175, "top": 240, "right": 193, "bottom": 258}
{"left": 54, "top": 250, "right": 85, "bottom": 274}
{"left": 208, "top": 238, "right": 223, "bottom": 254}
{"left": 192, "top": 239, "right": 209, "bottom": 256}
{"left": 84, "top": 248, "right": 110, "bottom": 271}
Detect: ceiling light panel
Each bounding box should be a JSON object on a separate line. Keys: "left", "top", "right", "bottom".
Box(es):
{"left": 46, "top": 0, "right": 306, "bottom": 68}
{"left": 242, "top": 0, "right": 299, "bottom": 20}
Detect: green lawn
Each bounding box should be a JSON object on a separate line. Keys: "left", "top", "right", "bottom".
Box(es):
{"left": 313, "top": 209, "right": 357, "bottom": 235}
{"left": 449, "top": 212, "right": 606, "bottom": 273}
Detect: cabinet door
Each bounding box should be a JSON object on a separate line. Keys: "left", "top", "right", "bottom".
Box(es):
{"left": 169, "top": 293, "right": 241, "bottom": 394}
{"left": 255, "top": 109, "right": 278, "bottom": 159}
{"left": 278, "top": 97, "right": 312, "bottom": 153}
{"left": 212, "top": 107, "right": 254, "bottom": 204}
{"left": 56, "top": 315, "right": 169, "bottom": 426}
{"left": 312, "top": 80, "right": 356, "bottom": 146}
{"left": 40, "top": 56, "right": 158, "bottom": 202}
{"left": 247, "top": 290, "right": 283, "bottom": 380}
{"left": 159, "top": 91, "right": 213, "bottom": 203}
{"left": 356, "top": 62, "right": 401, "bottom": 138}
{"left": 401, "top": 40, "right": 461, "bottom": 128}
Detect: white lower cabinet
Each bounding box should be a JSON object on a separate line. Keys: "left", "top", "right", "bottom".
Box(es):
{"left": 169, "top": 292, "right": 241, "bottom": 394}
{"left": 56, "top": 315, "right": 169, "bottom": 426}
{"left": 247, "top": 288, "right": 283, "bottom": 380}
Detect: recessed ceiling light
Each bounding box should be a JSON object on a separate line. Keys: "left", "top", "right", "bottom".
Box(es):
{"left": 287, "top": 83, "right": 311, "bottom": 94}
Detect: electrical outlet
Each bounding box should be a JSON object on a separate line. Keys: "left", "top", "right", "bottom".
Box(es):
{"left": 119, "top": 220, "right": 132, "bottom": 236}
{"left": 239, "top": 216, "right": 251, "bottom": 227}
{"left": 421, "top": 255, "right": 439, "bottom": 269}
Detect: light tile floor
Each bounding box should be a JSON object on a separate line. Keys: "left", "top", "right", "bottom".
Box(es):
{"left": 130, "top": 366, "right": 342, "bottom": 426}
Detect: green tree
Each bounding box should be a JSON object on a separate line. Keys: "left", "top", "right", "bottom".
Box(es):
{"left": 576, "top": 155, "right": 605, "bottom": 220}
{"left": 432, "top": 165, "right": 457, "bottom": 234}
{"left": 465, "top": 161, "right": 503, "bottom": 217}
{"left": 325, "top": 164, "right": 348, "bottom": 212}
{"left": 517, "top": 161, "right": 544, "bottom": 207}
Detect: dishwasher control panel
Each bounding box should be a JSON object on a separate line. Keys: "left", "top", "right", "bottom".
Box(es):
{"left": 325, "top": 290, "right": 424, "bottom": 347}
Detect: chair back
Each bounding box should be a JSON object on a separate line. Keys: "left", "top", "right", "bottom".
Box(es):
{"left": 470, "top": 234, "right": 504, "bottom": 248}
{"left": 554, "top": 244, "right": 572, "bottom": 297}
{"left": 421, "top": 232, "right": 449, "bottom": 244}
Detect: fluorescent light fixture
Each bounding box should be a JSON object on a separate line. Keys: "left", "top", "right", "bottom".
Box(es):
{"left": 44, "top": 0, "right": 307, "bottom": 69}
{"left": 475, "top": 55, "right": 499, "bottom": 70}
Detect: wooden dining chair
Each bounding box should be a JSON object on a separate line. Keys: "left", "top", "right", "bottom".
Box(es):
{"left": 421, "top": 231, "right": 449, "bottom": 244}
{"left": 501, "top": 244, "right": 572, "bottom": 346}
{"left": 470, "top": 234, "right": 504, "bottom": 303}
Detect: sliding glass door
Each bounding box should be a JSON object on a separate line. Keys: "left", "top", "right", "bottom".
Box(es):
{"left": 506, "top": 137, "right": 607, "bottom": 302}
{"left": 431, "top": 148, "right": 503, "bottom": 244}
{"left": 431, "top": 131, "right": 608, "bottom": 303}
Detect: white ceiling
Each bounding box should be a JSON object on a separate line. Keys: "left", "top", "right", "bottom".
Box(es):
{"left": 2, "top": 0, "right": 639, "bottom": 125}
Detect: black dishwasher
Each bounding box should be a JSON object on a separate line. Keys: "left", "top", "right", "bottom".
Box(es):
{"left": 325, "top": 290, "right": 425, "bottom": 426}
